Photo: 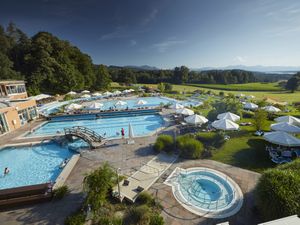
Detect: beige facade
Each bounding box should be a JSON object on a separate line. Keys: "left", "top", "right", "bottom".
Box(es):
{"left": 0, "top": 80, "right": 38, "bottom": 134}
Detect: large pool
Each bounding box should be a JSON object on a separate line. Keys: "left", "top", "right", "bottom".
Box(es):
{"left": 27, "top": 114, "right": 164, "bottom": 139}
{"left": 165, "top": 167, "right": 243, "bottom": 218}
{"left": 0, "top": 142, "right": 75, "bottom": 190}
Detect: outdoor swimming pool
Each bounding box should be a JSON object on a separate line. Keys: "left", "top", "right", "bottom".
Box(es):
{"left": 0, "top": 142, "right": 75, "bottom": 190}
{"left": 165, "top": 167, "right": 243, "bottom": 218}
{"left": 27, "top": 114, "right": 164, "bottom": 139}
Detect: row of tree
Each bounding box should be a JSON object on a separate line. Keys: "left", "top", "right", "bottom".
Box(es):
{"left": 108, "top": 66, "right": 257, "bottom": 85}
{"left": 0, "top": 23, "right": 111, "bottom": 95}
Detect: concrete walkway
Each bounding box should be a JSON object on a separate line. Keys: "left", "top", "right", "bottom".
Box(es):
{"left": 114, "top": 152, "right": 177, "bottom": 202}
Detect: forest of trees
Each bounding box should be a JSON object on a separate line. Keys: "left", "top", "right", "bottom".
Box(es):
{"left": 108, "top": 66, "right": 257, "bottom": 85}
{"left": 1, "top": 23, "right": 257, "bottom": 95}
{"left": 0, "top": 23, "right": 111, "bottom": 95}
{"left": 286, "top": 72, "right": 300, "bottom": 92}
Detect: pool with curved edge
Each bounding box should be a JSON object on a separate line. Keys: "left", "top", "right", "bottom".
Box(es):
{"left": 164, "top": 167, "right": 243, "bottom": 219}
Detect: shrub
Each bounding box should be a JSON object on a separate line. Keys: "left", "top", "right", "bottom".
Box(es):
{"left": 196, "top": 132, "right": 224, "bottom": 149}
{"left": 154, "top": 135, "right": 174, "bottom": 153}
{"left": 150, "top": 212, "right": 164, "bottom": 225}
{"left": 125, "top": 205, "right": 151, "bottom": 225}
{"left": 64, "top": 211, "right": 85, "bottom": 225}
{"left": 255, "top": 167, "right": 300, "bottom": 221}
{"left": 53, "top": 185, "right": 70, "bottom": 199}
{"left": 176, "top": 135, "right": 204, "bottom": 159}
{"left": 64, "top": 94, "right": 75, "bottom": 101}
{"left": 98, "top": 216, "right": 123, "bottom": 225}
{"left": 136, "top": 192, "right": 155, "bottom": 206}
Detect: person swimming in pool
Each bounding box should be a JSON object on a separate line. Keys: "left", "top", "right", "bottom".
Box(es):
{"left": 4, "top": 167, "right": 9, "bottom": 175}
{"left": 60, "top": 158, "right": 69, "bottom": 169}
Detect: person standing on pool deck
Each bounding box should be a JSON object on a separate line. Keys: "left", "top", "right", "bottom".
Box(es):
{"left": 121, "top": 128, "right": 125, "bottom": 141}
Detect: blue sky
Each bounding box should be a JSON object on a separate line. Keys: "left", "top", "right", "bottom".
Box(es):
{"left": 1, "top": 0, "right": 300, "bottom": 68}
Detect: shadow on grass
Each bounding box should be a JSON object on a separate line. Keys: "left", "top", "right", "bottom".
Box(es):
{"left": 231, "top": 138, "right": 275, "bottom": 172}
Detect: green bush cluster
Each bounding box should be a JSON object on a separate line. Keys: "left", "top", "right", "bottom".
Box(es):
{"left": 255, "top": 159, "right": 300, "bottom": 220}
{"left": 64, "top": 211, "right": 85, "bottom": 225}
{"left": 176, "top": 135, "right": 204, "bottom": 159}
{"left": 153, "top": 135, "right": 174, "bottom": 153}
{"left": 196, "top": 132, "right": 224, "bottom": 149}
{"left": 53, "top": 185, "right": 70, "bottom": 200}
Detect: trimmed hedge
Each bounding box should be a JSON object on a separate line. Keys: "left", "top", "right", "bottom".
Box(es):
{"left": 255, "top": 159, "right": 300, "bottom": 220}
{"left": 176, "top": 135, "right": 204, "bottom": 159}
{"left": 154, "top": 135, "right": 174, "bottom": 153}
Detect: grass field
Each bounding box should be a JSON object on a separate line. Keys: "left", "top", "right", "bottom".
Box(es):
{"left": 187, "top": 82, "right": 283, "bottom": 91}
{"left": 141, "top": 83, "right": 300, "bottom": 103}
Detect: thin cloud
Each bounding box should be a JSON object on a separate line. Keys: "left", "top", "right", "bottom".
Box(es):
{"left": 152, "top": 38, "right": 186, "bottom": 53}
{"left": 99, "top": 26, "right": 130, "bottom": 41}
{"left": 234, "top": 56, "right": 247, "bottom": 63}
{"left": 142, "top": 9, "right": 158, "bottom": 26}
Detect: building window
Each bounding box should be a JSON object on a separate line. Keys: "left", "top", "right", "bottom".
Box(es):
{"left": 0, "top": 113, "right": 9, "bottom": 134}
{"left": 18, "top": 109, "right": 29, "bottom": 125}
{"left": 28, "top": 106, "right": 38, "bottom": 119}
{"left": 6, "top": 84, "right": 26, "bottom": 95}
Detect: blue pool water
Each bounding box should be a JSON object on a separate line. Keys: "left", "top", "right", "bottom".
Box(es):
{"left": 178, "top": 170, "right": 234, "bottom": 210}
{"left": 27, "top": 114, "right": 164, "bottom": 138}
{"left": 0, "top": 142, "right": 75, "bottom": 190}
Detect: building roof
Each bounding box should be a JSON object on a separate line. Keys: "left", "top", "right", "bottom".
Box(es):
{"left": 0, "top": 102, "right": 11, "bottom": 109}
{"left": 0, "top": 80, "right": 26, "bottom": 85}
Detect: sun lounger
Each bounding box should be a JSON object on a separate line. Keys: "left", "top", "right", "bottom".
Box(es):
{"left": 271, "top": 157, "right": 292, "bottom": 164}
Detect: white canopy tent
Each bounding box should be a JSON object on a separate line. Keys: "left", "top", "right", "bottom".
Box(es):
{"left": 136, "top": 99, "right": 147, "bottom": 105}
{"left": 65, "top": 103, "right": 82, "bottom": 111}
{"left": 212, "top": 119, "right": 239, "bottom": 131}
{"left": 271, "top": 122, "right": 300, "bottom": 134}
{"left": 184, "top": 114, "right": 208, "bottom": 125}
{"left": 92, "top": 92, "right": 102, "bottom": 97}
{"left": 176, "top": 108, "right": 194, "bottom": 116}
{"left": 81, "top": 90, "right": 90, "bottom": 94}
{"left": 103, "top": 91, "right": 112, "bottom": 96}
{"left": 115, "top": 100, "right": 127, "bottom": 106}
{"left": 81, "top": 94, "right": 91, "bottom": 98}
{"left": 30, "top": 94, "right": 52, "bottom": 101}
{"left": 86, "top": 102, "right": 104, "bottom": 109}
{"left": 170, "top": 103, "right": 184, "bottom": 109}
{"left": 67, "top": 91, "right": 77, "bottom": 95}
{"left": 244, "top": 102, "right": 259, "bottom": 110}
{"left": 263, "top": 106, "right": 281, "bottom": 113}
{"left": 275, "top": 115, "right": 300, "bottom": 126}
{"left": 217, "top": 112, "right": 240, "bottom": 122}
{"left": 263, "top": 131, "right": 300, "bottom": 147}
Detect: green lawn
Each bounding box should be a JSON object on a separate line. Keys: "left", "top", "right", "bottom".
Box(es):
{"left": 141, "top": 83, "right": 300, "bottom": 103}
{"left": 211, "top": 135, "right": 275, "bottom": 173}
{"left": 187, "top": 82, "right": 283, "bottom": 92}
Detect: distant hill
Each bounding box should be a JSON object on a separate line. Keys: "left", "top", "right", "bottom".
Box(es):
{"left": 194, "top": 65, "right": 300, "bottom": 73}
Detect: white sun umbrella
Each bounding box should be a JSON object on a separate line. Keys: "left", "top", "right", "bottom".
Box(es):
{"left": 87, "top": 102, "right": 104, "bottom": 109}
{"left": 65, "top": 103, "right": 82, "bottom": 111}
{"left": 184, "top": 114, "right": 208, "bottom": 125}
{"left": 247, "top": 95, "right": 255, "bottom": 99}
{"left": 271, "top": 122, "right": 300, "bottom": 134}
{"left": 275, "top": 116, "right": 300, "bottom": 126}
{"left": 263, "top": 106, "right": 281, "bottom": 113}
{"left": 81, "top": 94, "right": 91, "bottom": 98}
{"left": 176, "top": 108, "right": 194, "bottom": 116}
{"left": 123, "top": 89, "right": 130, "bottom": 94}
{"left": 103, "top": 91, "right": 112, "bottom": 96}
{"left": 81, "top": 90, "right": 90, "bottom": 94}
{"left": 92, "top": 92, "right": 102, "bottom": 97}
{"left": 264, "top": 131, "right": 300, "bottom": 147}
{"left": 113, "top": 90, "right": 122, "bottom": 95}
{"left": 217, "top": 112, "right": 240, "bottom": 122}
{"left": 136, "top": 99, "right": 147, "bottom": 105}
{"left": 237, "top": 93, "right": 245, "bottom": 97}
{"left": 115, "top": 100, "right": 127, "bottom": 106}
{"left": 212, "top": 119, "right": 239, "bottom": 131}
{"left": 67, "top": 91, "right": 76, "bottom": 95}
{"left": 128, "top": 89, "right": 135, "bottom": 92}
{"left": 170, "top": 103, "right": 184, "bottom": 109}
{"left": 244, "top": 102, "right": 259, "bottom": 110}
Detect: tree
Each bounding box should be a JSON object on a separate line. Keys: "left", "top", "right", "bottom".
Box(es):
{"left": 286, "top": 73, "right": 300, "bottom": 93}
{"left": 173, "top": 66, "right": 189, "bottom": 84}
{"left": 93, "top": 64, "right": 111, "bottom": 90}
{"left": 253, "top": 109, "right": 268, "bottom": 131}
{"left": 157, "top": 82, "right": 165, "bottom": 93}
{"left": 83, "top": 163, "right": 117, "bottom": 212}
{"left": 164, "top": 83, "right": 173, "bottom": 92}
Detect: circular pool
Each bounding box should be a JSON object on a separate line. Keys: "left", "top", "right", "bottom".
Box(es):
{"left": 165, "top": 167, "right": 243, "bottom": 218}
